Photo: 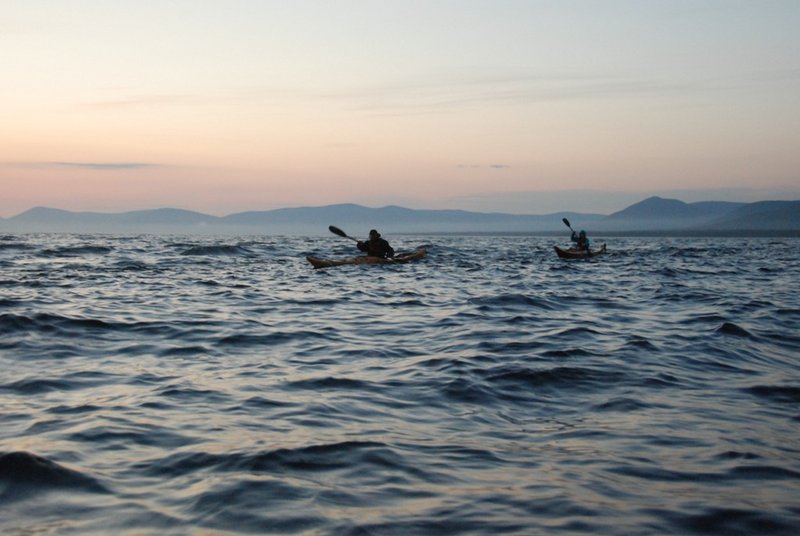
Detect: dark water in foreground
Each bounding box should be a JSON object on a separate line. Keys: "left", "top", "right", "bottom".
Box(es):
{"left": 1, "top": 233, "right": 799, "bottom": 535}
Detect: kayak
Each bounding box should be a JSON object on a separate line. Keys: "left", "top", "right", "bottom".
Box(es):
{"left": 554, "top": 244, "right": 607, "bottom": 259}
{"left": 307, "top": 247, "right": 427, "bottom": 269}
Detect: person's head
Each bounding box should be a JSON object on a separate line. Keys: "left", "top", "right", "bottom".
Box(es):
{"left": 369, "top": 229, "right": 380, "bottom": 239}
{"left": 579, "top": 230, "right": 586, "bottom": 239}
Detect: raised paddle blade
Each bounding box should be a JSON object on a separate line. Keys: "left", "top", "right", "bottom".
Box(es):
{"left": 329, "top": 225, "right": 359, "bottom": 241}
{"left": 562, "top": 217, "right": 571, "bottom": 228}
{"left": 329, "top": 225, "right": 348, "bottom": 238}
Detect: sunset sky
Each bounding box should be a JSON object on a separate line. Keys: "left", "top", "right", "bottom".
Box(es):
{"left": 2, "top": 0, "right": 799, "bottom": 217}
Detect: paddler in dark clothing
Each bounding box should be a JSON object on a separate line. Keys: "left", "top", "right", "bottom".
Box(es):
{"left": 357, "top": 229, "right": 394, "bottom": 258}
{"left": 571, "top": 229, "right": 590, "bottom": 251}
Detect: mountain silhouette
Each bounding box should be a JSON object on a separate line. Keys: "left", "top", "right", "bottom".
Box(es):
{"left": 1, "top": 198, "right": 797, "bottom": 235}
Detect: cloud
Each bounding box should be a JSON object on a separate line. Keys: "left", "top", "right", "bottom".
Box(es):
{"left": 86, "top": 94, "right": 198, "bottom": 110}
{"left": 8, "top": 161, "right": 162, "bottom": 171}
{"left": 458, "top": 164, "right": 511, "bottom": 170}
{"left": 313, "top": 67, "right": 799, "bottom": 116}
{"left": 50, "top": 162, "right": 159, "bottom": 170}
{"left": 313, "top": 73, "right": 687, "bottom": 116}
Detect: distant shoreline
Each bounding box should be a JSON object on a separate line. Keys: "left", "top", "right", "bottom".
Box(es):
{"left": 2, "top": 197, "right": 799, "bottom": 236}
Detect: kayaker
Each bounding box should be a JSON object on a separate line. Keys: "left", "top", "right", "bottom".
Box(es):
{"left": 357, "top": 229, "right": 394, "bottom": 258}
{"left": 571, "top": 229, "right": 590, "bottom": 251}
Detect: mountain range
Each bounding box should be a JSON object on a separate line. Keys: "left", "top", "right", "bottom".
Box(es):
{"left": 1, "top": 197, "right": 798, "bottom": 235}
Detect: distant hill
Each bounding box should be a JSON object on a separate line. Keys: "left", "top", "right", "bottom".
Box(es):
{"left": 115, "top": 208, "right": 219, "bottom": 225}
{"left": 11, "top": 207, "right": 219, "bottom": 226}
{"left": 1, "top": 205, "right": 603, "bottom": 235}
{"left": 603, "top": 196, "right": 745, "bottom": 230}
{"left": 221, "top": 204, "right": 603, "bottom": 232}
{"left": 704, "top": 201, "right": 800, "bottom": 231}
{"left": 6, "top": 207, "right": 220, "bottom": 233}
{"left": 1, "top": 198, "right": 797, "bottom": 235}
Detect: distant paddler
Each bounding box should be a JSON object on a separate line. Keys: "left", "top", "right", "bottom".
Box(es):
{"left": 555, "top": 218, "right": 607, "bottom": 259}
{"left": 327, "top": 225, "right": 395, "bottom": 259}
{"left": 357, "top": 229, "right": 394, "bottom": 259}
{"left": 562, "top": 218, "right": 590, "bottom": 251}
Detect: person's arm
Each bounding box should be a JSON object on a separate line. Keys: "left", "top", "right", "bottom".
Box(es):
{"left": 357, "top": 241, "right": 368, "bottom": 253}
{"left": 386, "top": 244, "right": 395, "bottom": 258}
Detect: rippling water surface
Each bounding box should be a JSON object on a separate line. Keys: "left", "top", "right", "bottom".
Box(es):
{"left": 1, "top": 233, "right": 798, "bottom": 535}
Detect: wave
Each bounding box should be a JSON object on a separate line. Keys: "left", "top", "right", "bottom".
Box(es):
{"left": 665, "top": 508, "right": 797, "bottom": 536}
{"left": 41, "top": 246, "right": 112, "bottom": 257}
{"left": 2, "top": 370, "right": 116, "bottom": 395}
{"left": 0, "top": 312, "right": 116, "bottom": 334}
{"left": 181, "top": 245, "right": 253, "bottom": 256}
{"left": 716, "top": 322, "right": 755, "bottom": 338}
{"left": 218, "top": 329, "right": 336, "bottom": 347}
{"left": 744, "top": 384, "right": 800, "bottom": 404}
{"left": 112, "top": 258, "right": 156, "bottom": 271}
{"left": 484, "top": 365, "right": 629, "bottom": 393}
{"left": 0, "top": 312, "right": 213, "bottom": 341}
{"left": 607, "top": 462, "right": 800, "bottom": 484}
{"left": 0, "top": 451, "right": 108, "bottom": 502}
{"left": 0, "top": 242, "right": 35, "bottom": 252}
{"left": 469, "top": 293, "right": 560, "bottom": 311}
{"left": 592, "top": 397, "right": 653, "bottom": 412}
{"left": 67, "top": 423, "right": 197, "bottom": 449}
{"left": 285, "top": 376, "right": 378, "bottom": 392}
{"left": 135, "top": 440, "right": 390, "bottom": 478}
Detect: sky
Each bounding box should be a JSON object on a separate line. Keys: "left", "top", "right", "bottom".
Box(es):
{"left": 2, "top": 0, "right": 799, "bottom": 217}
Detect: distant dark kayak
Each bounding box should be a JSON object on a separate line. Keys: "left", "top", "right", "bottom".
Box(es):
{"left": 307, "top": 247, "right": 427, "bottom": 269}
{"left": 554, "top": 244, "right": 607, "bottom": 259}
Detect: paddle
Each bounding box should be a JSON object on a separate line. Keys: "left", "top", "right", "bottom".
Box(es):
{"left": 328, "top": 225, "right": 359, "bottom": 242}
{"left": 562, "top": 217, "right": 579, "bottom": 250}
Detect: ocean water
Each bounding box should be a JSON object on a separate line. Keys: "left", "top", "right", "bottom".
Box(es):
{"left": 1, "top": 233, "right": 798, "bottom": 535}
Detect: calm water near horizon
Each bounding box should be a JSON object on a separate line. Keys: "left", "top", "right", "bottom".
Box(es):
{"left": 1, "top": 233, "right": 799, "bottom": 535}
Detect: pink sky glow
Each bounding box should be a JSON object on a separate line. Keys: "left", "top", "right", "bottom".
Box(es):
{"left": 2, "top": 1, "right": 798, "bottom": 217}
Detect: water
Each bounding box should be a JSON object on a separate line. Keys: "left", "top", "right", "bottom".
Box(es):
{"left": 1, "top": 233, "right": 798, "bottom": 535}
